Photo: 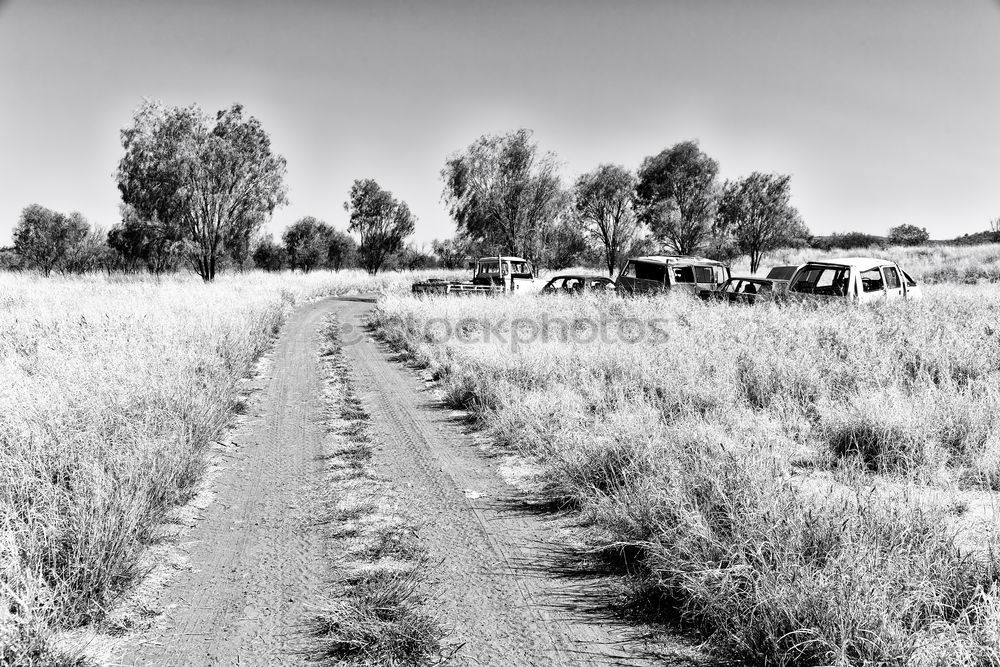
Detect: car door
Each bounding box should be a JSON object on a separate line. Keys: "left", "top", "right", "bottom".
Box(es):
{"left": 858, "top": 267, "right": 886, "bottom": 303}
{"left": 881, "top": 265, "right": 904, "bottom": 301}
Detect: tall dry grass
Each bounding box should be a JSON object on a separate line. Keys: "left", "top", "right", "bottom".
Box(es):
{"left": 744, "top": 242, "right": 1000, "bottom": 284}
{"left": 0, "top": 268, "right": 458, "bottom": 664}
{"left": 371, "top": 285, "right": 1000, "bottom": 665}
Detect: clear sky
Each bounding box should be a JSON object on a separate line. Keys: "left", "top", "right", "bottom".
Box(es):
{"left": 1, "top": 0, "right": 998, "bottom": 247}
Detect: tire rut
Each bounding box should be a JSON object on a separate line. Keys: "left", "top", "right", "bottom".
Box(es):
{"left": 116, "top": 299, "right": 336, "bottom": 666}
{"left": 334, "top": 298, "right": 707, "bottom": 666}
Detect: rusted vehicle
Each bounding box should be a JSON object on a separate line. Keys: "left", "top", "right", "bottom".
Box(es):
{"left": 616, "top": 255, "right": 730, "bottom": 295}
{"left": 698, "top": 276, "right": 782, "bottom": 305}
{"left": 764, "top": 264, "right": 800, "bottom": 295}
{"left": 541, "top": 275, "right": 616, "bottom": 294}
{"left": 412, "top": 256, "right": 539, "bottom": 295}
{"left": 788, "top": 257, "right": 922, "bottom": 302}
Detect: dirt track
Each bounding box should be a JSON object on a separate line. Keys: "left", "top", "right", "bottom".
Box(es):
{"left": 117, "top": 297, "right": 705, "bottom": 666}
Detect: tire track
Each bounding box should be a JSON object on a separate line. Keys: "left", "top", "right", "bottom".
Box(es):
{"left": 334, "top": 297, "right": 707, "bottom": 666}
{"left": 116, "top": 299, "right": 336, "bottom": 666}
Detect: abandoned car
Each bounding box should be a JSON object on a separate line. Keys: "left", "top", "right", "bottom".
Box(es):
{"left": 616, "top": 255, "right": 730, "bottom": 295}
{"left": 787, "top": 257, "right": 922, "bottom": 302}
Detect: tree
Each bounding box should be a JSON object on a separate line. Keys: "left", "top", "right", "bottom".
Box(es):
{"left": 432, "top": 235, "right": 475, "bottom": 269}
{"left": 12, "top": 204, "right": 89, "bottom": 276}
{"left": 888, "top": 224, "right": 930, "bottom": 246}
{"left": 635, "top": 141, "right": 719, "bottom": 255}
{"left": 717, "top": 173, "right": 808, "bottom": 274}
{"left": 991, "top": 217, "right": 1000, "bottom": 233}
{"left": 117, "top": 100, "right": 287, "bottom": 281}
{"left": 0, "top": 247, "right": 22, "bottom": 271}
{"left": 62, "top": 223, "right": 112, "bottom": 274}
{"left": 326, "top": 229, "right": 357, "bottom": 272}
{"left": 107, "top": 205, "right": 185, "bottom": 274}
{"left": 574, "top": 164, "right": 640, "bottom": 276}
{"left": 252, "top": 235, "right": 288, "bottom": 271}
{"left": 441, "top": 129, "right": 567, "bottom": 258}
{"left": 540, "top": 217, "right": 590, "bottom": 270}
{"left": 283, "top": 217, "right": 331, "bottom": 272}
{"left": 344, "top": 179, "right": 415, "bottom": 275}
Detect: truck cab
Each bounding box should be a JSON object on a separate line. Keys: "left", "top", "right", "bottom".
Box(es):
{"left": 616, "top": 255, "right": 730, "bottom": 295}
{"left": 472, "top": 256, "right": 538, "bottom": 293}
{"left": 787, "top": 257, "right": 922, "bottom": 302}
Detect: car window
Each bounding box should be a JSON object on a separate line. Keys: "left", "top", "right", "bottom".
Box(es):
{"left": 634, "top": 262, "right": 666, "bottom": 282}
{"left": 510, "top": 261, "right": 532, "bottom": 277}
{"left": 547, "top": 278, "right": 564, "bottom": 290}
{"left": 723, "top": 280, "right": 740, "bottom": 293}
{"left": 790, "top": 266, "right": 850, "bottom": 295}
{"left": 672, "top": 266, "right": 695, "bottom": 283}
{"left": 592, "top": 278, "right": 613, "bottom": 290}
{"left": 742, "top": 281, "right": 758, "bottom": 294}
{"left": 715, "top": 266, "right": 729, "bottom": 284}
{"left": 860, "top": 268, "right": 884, "bottom": 292}
{"left": 902, "top": 270, "right": 917, "bottom": 287}
{"left": 694, "top": 266, "right": 714, "bottom": 283}
{"left": 883, "top": 266, "right": 901, "bottom": 290}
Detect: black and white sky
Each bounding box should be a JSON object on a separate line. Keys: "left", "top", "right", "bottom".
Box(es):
{"left": 1, "top": 0, "right": 998, "bottom": 245}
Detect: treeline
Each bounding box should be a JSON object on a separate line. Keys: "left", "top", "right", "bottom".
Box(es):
{"left": 439, "top": 130, "right": 807, "bottom": 275}
{"left": 4, "top": 99, "right": 997, "bottom": 279}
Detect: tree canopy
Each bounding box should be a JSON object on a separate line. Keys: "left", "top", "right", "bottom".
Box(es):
{"left": 635, "top": 141, "right": 719, "bottom": 255}
{"left": 344, "top": 179, "right": 415, "bottom": 275}
{"left": 116, "top": 100, "right": 287, "bottom": 281}
{"left": 283, "top": 216, "right": 332, "bottom": 272}
{"left": 717, "top": 173, "right": 807, "bottom": 274}
{"left": 574, "top": 164, "right": 640, "bottom": 276}
{"left": 441, "top": 129, "right": 567, "bottom": 259}
{"left": 13, "top": 204, "right": 90, "bottom": 276}
{"left": 888, "top": 224, "right": 930, "bottom": 246}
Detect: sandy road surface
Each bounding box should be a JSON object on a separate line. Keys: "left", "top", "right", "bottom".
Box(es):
{"left": 118, "top": 299, "right": 334, "bottom": 665}
{"left": 117, "top": 296, "right": 707, "bottom": 666}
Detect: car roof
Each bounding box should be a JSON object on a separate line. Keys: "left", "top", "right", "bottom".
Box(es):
{"left": 549, "top": 275, "right": 608, "bottom": 280}
{"left": 478, "top": 256, "right": 529, "bottom": 262}
{"left": 628, "top": 255, "right": 726, "bottom": 267}
{"left": 729, "top": 276, "right": 771, "bottom": 282}
{"left": 801, "top": 257, "right": 894, "bottom": 271}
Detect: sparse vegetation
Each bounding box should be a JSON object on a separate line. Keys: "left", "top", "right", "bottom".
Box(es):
{"left": 309, "top": 317, "right": 449, "bottom": 665}
{"left": 371, "top": 284, "right": 1000, "bottom": 665}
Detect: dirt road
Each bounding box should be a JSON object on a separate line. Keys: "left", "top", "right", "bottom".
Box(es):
{"left": 117, "top": 297, "right": 705, "bottom": 666}
{"left": 335, "top": 297, "right": 704, "bottom": 667}
{"left": 119, "top": 299, "right": 334, "bottom": 665}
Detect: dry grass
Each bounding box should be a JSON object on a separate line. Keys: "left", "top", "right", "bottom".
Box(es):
{"left": 371, "top": 283, "right": 1000, "bottom": 665}
{"left": 308, "top": 317, "right": 450, "bottom": 666}
{"left": 743, "top": 242, "right": 1000, "bottom": 284}
{"left": 0, "top": 269, "right": 458, "bottom": 661}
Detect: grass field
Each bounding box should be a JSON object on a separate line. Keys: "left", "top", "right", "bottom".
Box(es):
{"left": 0, "top": 269, "right": 459, "bottom": 664}
{"left": 371, "top": 282, "right": 1000, "bottom": 665}
{"left": 4, "top": 242, "right": 1000, "bottom": 665}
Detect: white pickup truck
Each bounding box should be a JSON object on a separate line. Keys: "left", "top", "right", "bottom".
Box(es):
{"left": 412, "top": 256, "right": 539, "bottom": 295}
{"left": 787, "top": 257, "right": 922, "bottom": 302}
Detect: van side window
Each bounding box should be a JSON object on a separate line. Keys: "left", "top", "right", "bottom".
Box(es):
{"left": 883, "top": 267, "right": 901, "bottom": 289}
{"left": 672, "top": 266, "right": 695, "bottom": 283}
{"left": 694, "top": 266, "right": 714, "bottom": 283}
{"left": 635, "top": 262, "right": 666, "bottom": 282}
{"left": 902, "top": 270, "right": 917, "bottom": 287}
{"left": 860, "top": 268, "right": 884, "bottom": 292}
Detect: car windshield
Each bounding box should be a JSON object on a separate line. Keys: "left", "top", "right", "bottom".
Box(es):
{"left": 622, "top": 261, "right": 666, "bottom": 282}
{"left": 766, "top": 266, "right": 797, "bottom": 281}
